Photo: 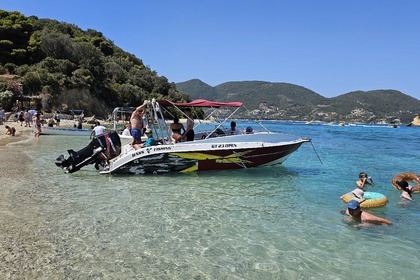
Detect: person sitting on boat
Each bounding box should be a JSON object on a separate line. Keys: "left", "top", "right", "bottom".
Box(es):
{"left": 141, "top": 128, "right": 157, "bottom": 147}
{"left": 5, "top": 125, "right": 16, "bottom": 136}
{"left": 396, "top": 180, "right": 414, "bottom": 201}
{"left": 356, "top": 172, "right": 374, "bottom": 189}
{"left": 345, "top": 200, "right": 392, "bottom": 225}
{"left": 170, "top": 117, "right": 185, "bottom": 143}
{"left": 183, "top": 108, "right": 195, "bottom": 141}
{"left": 90, "top": 121, "right": 106, "bottom": 139}
{"left": 245, "top": 126, "right": 253, "bottom": 134}
{"left": 130, "top": 100, "right": 148, "bottom": 145}
{"left": 122, "top": 123, "right": 132, "bottom": 136}
{"left": 226, "top": 121, "right": 241, "bottom": 135}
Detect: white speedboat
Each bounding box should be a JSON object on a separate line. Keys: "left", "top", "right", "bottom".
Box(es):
{"left": 56, "top": 99, "right": 310, "bottom": 174}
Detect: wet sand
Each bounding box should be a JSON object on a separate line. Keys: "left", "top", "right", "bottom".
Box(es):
{"left": 0, "top": 122, "right": 33, "bottom": 176}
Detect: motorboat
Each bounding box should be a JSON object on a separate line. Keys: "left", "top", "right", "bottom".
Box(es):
{"left": 56, "top": 98, "right": 310, "bottom": 174}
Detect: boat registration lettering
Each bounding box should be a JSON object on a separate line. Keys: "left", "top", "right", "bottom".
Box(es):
{"left": 153, "top": 146, "right": 172, "bottom": 151}
{"left": 212, "top": 144, "right": 237, "bottom": 148}
{"left": 132, "top": 150, "right": 145, "bottom": 157}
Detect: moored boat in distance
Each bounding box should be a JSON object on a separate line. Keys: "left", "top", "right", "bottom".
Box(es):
{"left": 56, "top": 98, "right": 310, "bottom": 175}
{"left": 40, "top": 126, "right": 91, "bottom": 136}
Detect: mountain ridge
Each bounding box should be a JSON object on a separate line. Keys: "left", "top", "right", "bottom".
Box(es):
{"left": 176, "top": 79, "right": 420, "bottom": 123}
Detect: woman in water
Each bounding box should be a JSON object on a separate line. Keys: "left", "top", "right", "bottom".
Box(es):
{"left": 396, "top": 180, "right": 414, "bottom": 202}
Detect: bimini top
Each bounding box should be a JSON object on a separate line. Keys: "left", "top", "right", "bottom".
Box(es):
{"left": 157, "top": 99, "right": 243, "bottom": 108}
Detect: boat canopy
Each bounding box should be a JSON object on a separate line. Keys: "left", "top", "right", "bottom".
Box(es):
{"left": 157, "top": 99, "right": 243, "bottom": 108}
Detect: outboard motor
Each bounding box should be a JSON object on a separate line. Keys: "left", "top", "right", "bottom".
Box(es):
{"left": 55, "top": 131, "right": 121, "bottom": 173}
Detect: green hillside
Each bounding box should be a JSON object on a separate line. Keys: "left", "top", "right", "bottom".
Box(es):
{"left": 0, "top": 10, "right": 186, "bottom": 117}
{"left": 176, "top": 79, "right": 217, "bottom": 101}
{"left": 176, "top": 79, "right": 420, "bottom": 123}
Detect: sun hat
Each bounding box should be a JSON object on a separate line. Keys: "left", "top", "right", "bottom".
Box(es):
{"left": 145, "top": 128, "right": 152, "bottom": 134}
{"left": 352, "top": 188, "right": 364, "bottom": 198}
{"left": 347, "top": 200, "right": 360, "bottom": 209}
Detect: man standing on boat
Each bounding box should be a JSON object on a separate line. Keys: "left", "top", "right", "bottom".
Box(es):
{"left": 130, "top": 100, "right": 148, "bottom": 145}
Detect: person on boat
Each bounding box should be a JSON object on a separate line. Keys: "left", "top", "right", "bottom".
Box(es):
{"left": 226, "top": 121, "right": 241, "bottom": 135}
{"left": 90, "top": 121, "right": 106, "bottom": 139}
{"left": 141, "top": 128, "right": 157, "bottom": 147}
{"left": 130, "top": 100, "right": 148, "bottom": 145}
{"left": 396, "top": 180, "right": 414, "bottom": 201}
{"left": 5, "top": 125, "right": 16, "bottom": 136}
{"left": 122, "top": 123, "right": 132, "bottom": 136}
{"left": 183, "top": 108, "right": 194, "bottom": 141}
{"left": 245, "top": 126, "right": 253, "bottom": 134}
{"left": 33, "top": 113, "right": 42, "bottom": 137}
{"left": 345, "top": 200, "right": 392, "bottom": 225}
{"left": 169, "top": 117, "right": 185, "bottom": 143}
{"left": 356, "top": 172, "right": 374, "bottom": 189}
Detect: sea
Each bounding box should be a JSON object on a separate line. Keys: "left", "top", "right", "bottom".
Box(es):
{"left": 1, "top": 121, "right": 419, "bottom": 279}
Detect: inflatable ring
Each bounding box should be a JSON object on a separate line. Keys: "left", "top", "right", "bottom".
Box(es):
{"left": 341, "top": 192, "right": 388, "bottom": 208}
{"left": 391, "top": 172, "right": 420, "bottom": 193}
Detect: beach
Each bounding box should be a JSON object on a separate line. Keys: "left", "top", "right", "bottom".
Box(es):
{"left": 0, "top": 121, "right": 419, "bottom": 279}
{"left": 0, "top": 122, "right": 34, "bottom": 177}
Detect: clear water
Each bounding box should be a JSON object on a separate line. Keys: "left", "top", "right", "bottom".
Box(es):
{"left": 1, "top": 122, "right": 419, "bottom": 279}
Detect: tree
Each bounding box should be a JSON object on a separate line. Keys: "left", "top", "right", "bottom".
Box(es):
{"left": 0, "top": 89, "right": 14, "bottom": 109}
{"left": 40, "top": 31, "right": 74, "bottom": 60}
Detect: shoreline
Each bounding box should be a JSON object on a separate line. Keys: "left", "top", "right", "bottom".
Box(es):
{"left": 0, "top": 121, "right": 34, "bottom": 179}
{"left": 0, "top": 121, "right": 34, "bottom": 147}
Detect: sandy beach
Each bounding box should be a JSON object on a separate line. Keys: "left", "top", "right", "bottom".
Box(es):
{"left": 0, "top": 122, "right": 34, "bottom": 177}
{"left": 0, "top": 121, "right": 35, "bottom": 145}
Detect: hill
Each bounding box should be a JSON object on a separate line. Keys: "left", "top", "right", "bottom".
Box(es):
{"left": 176, "top": 79, "right": 420, "bottom": 123}
{"left": 176, "top": 79, "right": 217, "bottom": 101}
{"left": 0, "top": 10, "right": 187, "bottom": 117}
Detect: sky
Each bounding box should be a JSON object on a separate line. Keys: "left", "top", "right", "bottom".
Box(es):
{"left": 2, "top": 0, "right": 420, "bottom": 100}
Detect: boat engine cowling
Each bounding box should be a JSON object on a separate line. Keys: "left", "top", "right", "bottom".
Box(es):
{"left": 55, "top": 131, "right": 121, "bottom": 173}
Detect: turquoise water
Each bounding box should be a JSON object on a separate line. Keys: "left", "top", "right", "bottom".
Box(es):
{"left": 1, "top": 122, "right": 420, "bottom": 279}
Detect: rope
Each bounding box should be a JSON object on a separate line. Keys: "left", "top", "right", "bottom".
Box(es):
{"left": 310, "top": 140, "right": 323, "bottom": 164}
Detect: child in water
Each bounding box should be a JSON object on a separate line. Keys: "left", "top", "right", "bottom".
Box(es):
{"left": 396, "top": 180, "right": 414, "bottom": 202}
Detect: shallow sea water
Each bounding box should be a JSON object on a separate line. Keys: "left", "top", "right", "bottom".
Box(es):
{"left": 1, "top": 122, "right": 420, "bottom": 279}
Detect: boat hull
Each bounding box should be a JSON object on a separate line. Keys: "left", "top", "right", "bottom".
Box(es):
{"left": 103, "top": 138, "right": 306, "bottom": 175}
